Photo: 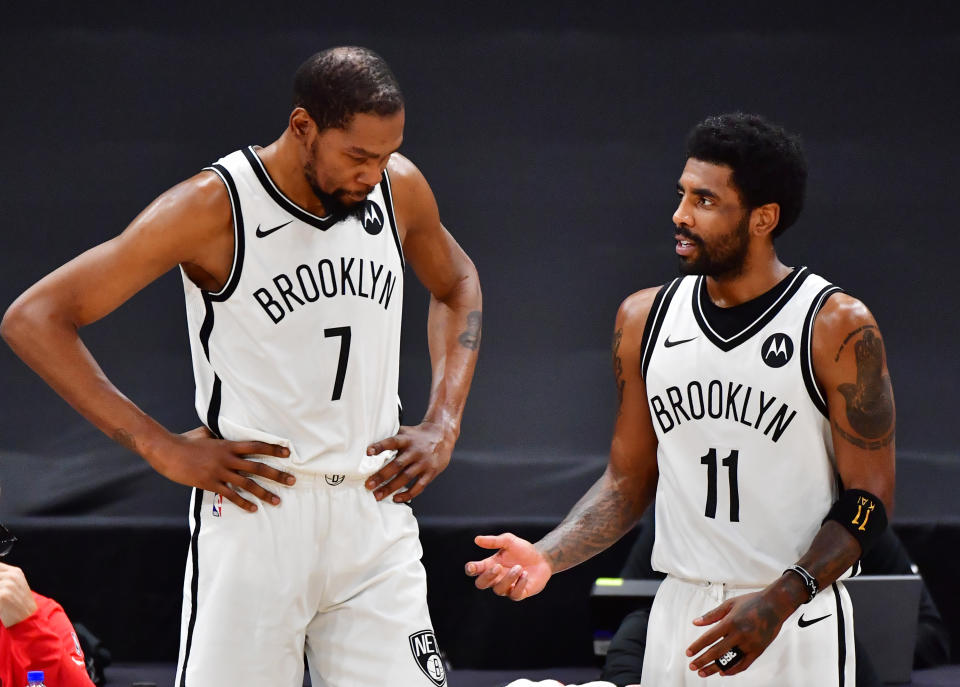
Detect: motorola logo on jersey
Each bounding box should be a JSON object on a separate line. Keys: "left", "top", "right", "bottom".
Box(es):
{"left": 409, "top": 630, "right": 446, "bottom": 686}
{"left": 362, "top": 200, "right": 384, "bottom": 235}
{"left": 761, "top": 333, "right": 794, "bottom": 368}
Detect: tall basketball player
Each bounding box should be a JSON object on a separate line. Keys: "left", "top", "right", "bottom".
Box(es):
{"left": 2, "top": 47, "right": 480, "bottom": 687}
{"left": 467, "top": 113, "right": 895, "bottom": 685}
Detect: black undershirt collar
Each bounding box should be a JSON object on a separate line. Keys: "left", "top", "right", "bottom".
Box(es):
{"left": 699, "top": 269, "right": 797, "bottom": 341}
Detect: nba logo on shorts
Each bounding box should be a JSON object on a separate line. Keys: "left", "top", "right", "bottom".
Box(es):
{"left": 212, "top": 493, "right": 223, "bottom": 517}
{"left": 408, "top": 629, "right": 446, "bottom": 686}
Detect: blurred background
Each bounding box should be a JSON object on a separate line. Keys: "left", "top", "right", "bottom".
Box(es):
{"left": 1, "top": 0, "right": 958, "bottom": 674}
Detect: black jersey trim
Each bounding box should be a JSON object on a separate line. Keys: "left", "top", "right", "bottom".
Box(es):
{"left": 197, "top": 293, "right": 224, "bottom": 439}
{"left": 198, "top": 294, "right": 215, "bottom": 361}
{"left": 206, "top": 376, "right": 223, "bottom": 439}
{"left": 800, "top": 285, "right": 844, "bottom": 418}
{"left": 202, "top": 164, "right": 245, "bottom": 302}
{"left": 692, "top": 267, "right": 811, "bottom": 352}
{"left": 380, "top": 169, "right": 405, "bottom": 270}
{"left": 640, "top": 278, "right": 682, "bottom": 380}
{"left": 241, "top": 146, "right": 340, "bottom": 231}
{"left": 832, "top": 583, "right": 847, "bottom": 687}
{"left": 177, "top": 487, "right": 205, "bottom": 687}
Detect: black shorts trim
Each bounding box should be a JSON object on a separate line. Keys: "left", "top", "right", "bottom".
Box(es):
{"left": 640, "top": 279, "right": 681, "bottom": 381}
{"left": 832, "top": 583, "right": 846, "bottom": 687}
{"left": 177, "top": 488, "right": 205, "bottom": 687}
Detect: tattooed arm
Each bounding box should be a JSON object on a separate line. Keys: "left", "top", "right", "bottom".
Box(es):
{"left": 465, "top": 289, "right": 660, "bottom": 599}
{"left": 364, "top": 154, "right": 482, "bottom": 502}
{"left": 687, "top": 293, "right": 896, "bottom": 678}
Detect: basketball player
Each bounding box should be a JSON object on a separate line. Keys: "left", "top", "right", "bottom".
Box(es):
{"left": 2, "top": 47, "right": 480, "bottom": 686}
{"left": 467, "top": 113, "right": 895, "bottom": 685}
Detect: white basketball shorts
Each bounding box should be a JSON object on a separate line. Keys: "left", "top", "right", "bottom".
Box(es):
{"left": 641, "top": 575, "right": 855, "bottom": 686}
{"left": 174, "top": 470, "right": 445, "bottom": 687}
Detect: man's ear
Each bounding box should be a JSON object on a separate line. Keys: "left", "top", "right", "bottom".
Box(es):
{"left": 750, "top": 202, "right": 781, "bottom": 238}
{"left": 289, "top": 107, "right": 316, "bottom": 142}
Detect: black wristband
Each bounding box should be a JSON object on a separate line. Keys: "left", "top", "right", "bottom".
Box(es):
{"left": 784, "top": 564, "right": 819, "bottom": 603}
{"left": 825, "top": 488, "right": 888, "bottom": 555}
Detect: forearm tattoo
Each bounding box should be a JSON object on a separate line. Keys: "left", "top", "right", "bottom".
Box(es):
{"left": 457, "top": 311, "right": 482, "bottom": 350}
{"left": 113, "top": 429, "right": 137, "bottom": 452}
{"left": 797, "top": 520, "right": 864, "bottom": 586}
{"left": 836, "top": 328, "right": 894, "bottom": 446}
{"left": 612, "top": 328, "right": 626, "bottom": 415}
{"left": 539, "top": 477, "right": 640, "bottom": 572}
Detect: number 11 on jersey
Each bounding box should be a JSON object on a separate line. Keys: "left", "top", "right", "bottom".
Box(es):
{"left": 700, "top": 448, "right": 740, "bottom": 522}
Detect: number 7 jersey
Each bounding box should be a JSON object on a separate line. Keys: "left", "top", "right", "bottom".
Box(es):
{"left": 641, "top": 268, "right": 842, "bottom": 585}
{"left": 181, "top": 147, "right": 405, "bottom": 475}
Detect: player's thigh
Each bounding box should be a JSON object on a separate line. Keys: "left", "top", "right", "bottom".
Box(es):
{"left": 176, "top": 488, "right": 311, "bottom": 686}
{"left": 640, "top": 576, "right": 706, "bottom": 687}
{"left": 307, "top": 496, "right": 444, "bottom": 687}
{"left": 305, "top": 555, "right": 444, "bottom": 687}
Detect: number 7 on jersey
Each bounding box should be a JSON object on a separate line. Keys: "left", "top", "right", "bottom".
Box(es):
{"left": 324, "top": 326, "right": 351, "bottom": 401}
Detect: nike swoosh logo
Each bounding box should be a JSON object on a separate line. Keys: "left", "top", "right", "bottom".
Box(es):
{"left": 255, "top": 220, "right": 293, "bottom": 238}
{"left": 663, "top": 336, "right": 697, "bottom": 348}
{"left": 798, "top": 613, "right": 831, "bottom": 628}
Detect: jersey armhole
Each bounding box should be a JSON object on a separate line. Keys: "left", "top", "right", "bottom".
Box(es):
{"left": 202, "top": 164, "right": 246, "bottom": 302}
{"left": 640, "top": 278, "right": 682, "bottom": 381}
{"left": 800, "top": 285, "right": 844, "bottom": 417}
{"left": 379, "top": 169, "right": 405, "bottom": 270}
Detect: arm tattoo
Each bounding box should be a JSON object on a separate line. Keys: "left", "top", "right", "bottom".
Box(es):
{"left": 612, "top": 328, "right": 626, "bottom": 415}
{"left": 113, "top": 429, "right": 137, "bottom": 452}
{"left": 797, "top": 520, "right": 864, "bottom": 587}
{"left": 457, "top": 311, "right": 482, "bottom": 350}
{"left": 836, "top": 329, "right": 894, "bottom": 440}
{"left": 833, "top": 324, "right": 876, "bottom": 362}
{"left": 832, "top": 420, "right": 895, "bottom": 450}
{"left": 538, "top": 476, "right": 641, "bottom": 573}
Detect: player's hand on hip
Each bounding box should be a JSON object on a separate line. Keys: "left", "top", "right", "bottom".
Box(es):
{"left": 465, "top": 533, "right": 552, "bottom": 601}
{"left": 0, "top": 562, "right": 39, "bottom": 627}
{"left": 147, "top": 426, "right": 295, "bottom": 513}
{"left": 365, "top": 421, "right": 455, "bottom": 502}
{"left": 685, "top": 590, "right": 789, "bottom": 678}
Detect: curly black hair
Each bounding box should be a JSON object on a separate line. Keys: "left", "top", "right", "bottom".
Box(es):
{"left": 292, "top": 47, "right": 404, "bottom": 132}
{"left": 685, "top": 113, "right": 807, "bottom": 239}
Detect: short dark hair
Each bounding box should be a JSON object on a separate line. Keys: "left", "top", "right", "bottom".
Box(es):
{"left": 292, "top": 47, "right": 404, "bottom": 132}
{"left": 685, "top": 113, "right": 807, "bottom": 239}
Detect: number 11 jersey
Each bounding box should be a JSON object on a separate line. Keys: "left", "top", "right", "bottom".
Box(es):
{"left": 181, "top": 147, "right": 405, "bottom": 476}
{"left": 641, "top": 268, "right": 842, "bottom": 585}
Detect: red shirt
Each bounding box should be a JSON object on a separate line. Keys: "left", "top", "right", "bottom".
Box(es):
{"left": 0, "top": 592, "right": 94, "bottom": 687}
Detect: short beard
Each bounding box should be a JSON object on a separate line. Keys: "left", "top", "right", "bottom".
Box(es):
{"left": 303, "top": 159, "right": 366, "bottom": 222}
{"left": 678, "top": 214, "right": 751, "bottom": 280}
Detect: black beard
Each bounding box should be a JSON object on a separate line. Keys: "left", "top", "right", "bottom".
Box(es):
{"left": 677, "top": 215, "right": 751, "bottom": 280}
{"left": 303, "top": 163, "right": 366, "bottom": 223}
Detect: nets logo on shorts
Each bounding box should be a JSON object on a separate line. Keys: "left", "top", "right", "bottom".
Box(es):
{"left": 761, "top": 333, "right": 794, "bottom": 368}
{"left": 409, "top": 630, "right": 446, "bottom": 686}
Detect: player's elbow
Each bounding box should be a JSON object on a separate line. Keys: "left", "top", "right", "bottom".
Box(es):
{"left": 2, "top": 294, "right": 56, "bottom": 355}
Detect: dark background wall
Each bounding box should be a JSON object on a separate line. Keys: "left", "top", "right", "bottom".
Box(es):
{"left": 1, "top": 0, "right": 958, "bottom": 668}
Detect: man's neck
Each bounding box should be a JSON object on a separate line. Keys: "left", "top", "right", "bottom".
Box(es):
{"left": 255, "top": 134, "right": 330, "bottom": 217}
{"left": 705, "top": 252, "right": 792, "bottom": 308}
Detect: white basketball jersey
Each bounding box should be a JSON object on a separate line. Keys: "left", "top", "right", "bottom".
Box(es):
{"left": 181, "top": 147, "right": 405, "bottom": 475}
{"left": 642, "top": 268, "right": 843, "bottom": 585}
